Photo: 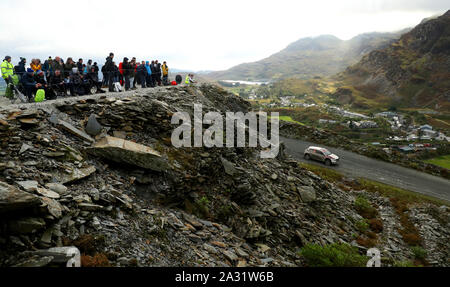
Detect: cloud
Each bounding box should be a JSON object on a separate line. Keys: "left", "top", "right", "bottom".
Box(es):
{"left": 0, "top": 0, "right": 447, "bottom": 71}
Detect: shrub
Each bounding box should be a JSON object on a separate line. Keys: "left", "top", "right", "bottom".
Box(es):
{"left": 81, "top": 253, "right": 111, "bottom": 267}
{"left": 367, "top": 231, "right": 377, "bottom": 239}
{"left": 299, "top": 243, "right": 367, "bottom": 267}
{"left": 356, "top": 219, "right": 369, "bottom": 233}
{"left": 195, "top": 196, "right": 211, "bottom": 217}
{"left": 369, "top": 218, "right": 384, "bottom": 233}
{"left": 356, "top": 236, "right": 377, "bottom": 248}
{"left": 354, "top": 196, "right": 378, "bottom": 219}
{"left": 411, "top": 246, "right": 427, "bottom": 260}
{"left": 400, "top": 232, "right": 422, "bottom": 246}
{"left": 217, "top": 204, "right": 233, "bottom": 222}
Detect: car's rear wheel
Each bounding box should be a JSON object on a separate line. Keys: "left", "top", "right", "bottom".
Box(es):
{"left": 304, "top": 154, "right": 310, "bottom": 160}
{"left": 325, "top": 159, "right": 331, "bottom": 166}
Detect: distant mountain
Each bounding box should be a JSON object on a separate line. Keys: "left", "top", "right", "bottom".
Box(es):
{"left": 206, "top": 31, "right": 407, "bottom": 81}
{"left": 335, "top": 10, "right": 450, "bottom": 111}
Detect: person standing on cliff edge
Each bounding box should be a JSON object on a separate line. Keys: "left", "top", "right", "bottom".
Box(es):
{"left": 1, "top": 56, "right": 14, "bottom": 84}
{"left": 104, "top": 52, "right": 115, "bottom": 92}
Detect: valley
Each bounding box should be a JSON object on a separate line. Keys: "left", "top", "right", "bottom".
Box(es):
{"left": 215, "top": 11, "right": 450, "bottom": 180}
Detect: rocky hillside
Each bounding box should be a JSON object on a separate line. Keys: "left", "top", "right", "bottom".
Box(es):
{"left": 336, "top": 10, "right": 450, "bottom": 111}
{"left": 0, "top": 85, "right": 448, "bottom": 267}
{"left": 206, "top": 32, "right": 405, "bottom": 81}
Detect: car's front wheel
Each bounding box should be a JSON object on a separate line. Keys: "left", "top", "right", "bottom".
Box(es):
{"left": 325, "top": 159, "right": 332, "bottom": 166}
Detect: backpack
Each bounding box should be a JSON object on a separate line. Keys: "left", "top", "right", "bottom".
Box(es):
{"left": 114, "top": 82, "right": 122, "bottom": 92}
{"left": 35, "top": 89, "right": 45, "bottom": 102}
{"left": 175, "top": 75, "right": 182, "bottom": 84}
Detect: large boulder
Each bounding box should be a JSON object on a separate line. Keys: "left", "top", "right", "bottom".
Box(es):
{"left": 85, "top": 114, "right": 102, "bottom": 137}
{"left": 298, "top": 185, "right": 317, "bottom": 203}
{"left": 87, "top": 136, "right": 170, "bottom": 172}
{"left": 0, "top": 181, "right": 40, "bottom": 214}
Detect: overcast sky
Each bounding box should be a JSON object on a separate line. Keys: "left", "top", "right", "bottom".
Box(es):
{"left": 0, "top": 0, "right": 447, "bottom": 71}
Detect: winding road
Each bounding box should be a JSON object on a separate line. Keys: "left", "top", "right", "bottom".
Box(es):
{"left": 281, "top": 136, "right": 450, "bottom": 202}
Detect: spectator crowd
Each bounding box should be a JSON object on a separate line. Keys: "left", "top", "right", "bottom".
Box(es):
{"left": 1, "top": 52, "right": 195, "bottom": 103}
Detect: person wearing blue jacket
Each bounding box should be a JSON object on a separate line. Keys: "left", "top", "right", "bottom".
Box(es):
{"left": 145, "top": 61, "right": 153, "bottom": 87}
{"left": 21, "top": 68, "right": 41, "bottom": 102}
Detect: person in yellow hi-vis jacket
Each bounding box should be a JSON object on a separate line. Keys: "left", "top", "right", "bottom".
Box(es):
{"left": 162, "top": 61, "right": 169, "bottom": 85}
{"left": 1, "top": 56, "right": 14, "bottom": 84}
{"left": 185, "top": 73, "right": 195, "bottom": 85}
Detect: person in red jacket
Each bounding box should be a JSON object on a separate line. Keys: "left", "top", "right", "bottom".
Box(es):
{"left": 118, "top": 61, "right": 124, "bottom": 86}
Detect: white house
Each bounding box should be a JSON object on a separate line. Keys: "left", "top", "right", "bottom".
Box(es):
{"left": 422, "top": 129, "right": 438, "bottom": 137}
{"left": 436, "top": 132, "right": 450, "bottom": 142}
{"left": 419, "top": 124, "right": 433, "bottom": 130}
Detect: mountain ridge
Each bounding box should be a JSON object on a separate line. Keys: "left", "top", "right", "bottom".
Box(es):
{"left": 335, "top": 10, "right": 450, "bottom": 110}
{"left": 205, "top": 30, "right": 409, "bottom": 81}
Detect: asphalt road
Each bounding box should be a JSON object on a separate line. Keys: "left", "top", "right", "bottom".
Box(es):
{"left": 281, "top": 136, "right": 450, "bottom": 202}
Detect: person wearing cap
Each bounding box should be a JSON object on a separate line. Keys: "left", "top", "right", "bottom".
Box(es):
{"left": 20, "top": 68, "right": 41, "bottom": 102}
{"left": 34, "top": 70, "right": 48, "bottom": 88}
{"left": 14, "top": 57, "right": 27, "bottom": 80}
{"left": 92, "top": 62, "right": 99, "bottom": 75}
{"left": 34, "top": 70, "right": 49, "bottom": 97}
{"left": 70, "top": 67, "right": 84, "bottom": 96}
{"left": 1, "top": 56, "right": 14, "bottom": 84}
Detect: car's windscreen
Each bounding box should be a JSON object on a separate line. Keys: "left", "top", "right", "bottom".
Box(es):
{"left": 322, "top": 149, "right": 331, "bottom": 156}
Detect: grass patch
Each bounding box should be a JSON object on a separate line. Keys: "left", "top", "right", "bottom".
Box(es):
{"left": 299, "top": 243, "right": 368, "bottom": 267}
{"left": 393, "top": 260, "right": 419, "bottom": 267}
{"left": 299, "top": 162, "right": 344, "bottom": 182}
{"left": 356, "top": 178, "right": 450, "bottom": 207}
{"left": 270, "top": 115, "right": 305, "bottom": 126}
{"left": 354, "top": 196, "right": 378, "bottom": 219}
{"left": 355, "top": 219, "right": 369, "bottom": 233}
{"left": 411, "top": 246, "right": 427, "bottom": 261}
{"left": 425, "top": 154, "right": 450, "bottom": 170}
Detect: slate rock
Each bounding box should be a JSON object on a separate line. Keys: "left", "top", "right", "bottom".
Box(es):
{"left": 0, "top": 181, "right": 40, "bottom": 213}
{"left": 85, "top": 114, "right": 102, "bottom": 136}
{"left": 298, "top": 185, "right": 317, "bottom": 203}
